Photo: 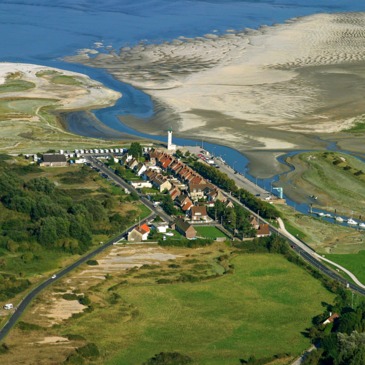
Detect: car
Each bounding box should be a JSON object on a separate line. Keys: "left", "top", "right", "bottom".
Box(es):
{"left": 51, "top": 274, "right": 57, "bottom": 279}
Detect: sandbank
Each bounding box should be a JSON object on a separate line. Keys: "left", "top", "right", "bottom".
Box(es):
{"left": 66, "top": 12, "right": 365, "bottom": 170}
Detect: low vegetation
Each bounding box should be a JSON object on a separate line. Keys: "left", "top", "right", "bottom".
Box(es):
{"left": 0, "top": 158, "right": 149, "bottom": 301}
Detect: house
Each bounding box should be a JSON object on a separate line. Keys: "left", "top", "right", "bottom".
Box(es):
{"left": 135, "top": 162, "right": 147, "bottom": 176}
{"left": 173, "top": 218, "right": 197, "bottom": 239}
{"left": 205, "top": 186, "right": 226, "bottom": 203}
{"left": 189, "top": 183, "right": 207, "bottom": 201}
{"left": 322, "top": 312, "right": 340, "bottom": 325}
{"left": 249, "top": 215, "right": 260, "bottom": 230}
{"left": 40, "top": 154, "right": 67, "bottom": 167}
{"left": 177, "top": 195, "right": 193, "bottom": 212}
{"left": 128, "top": 224, "right": 150, "bottom": 242}
{"left": 130, "top": 181, "right": 152, "bottom": 189}
{"left": 169, "top": 187, "right": 181, "bottom": 201}
{"left": 256, "top": 224, "right": 271, "bottom": 237}
{"left": 151, "top": 174, "right": 172, "bottom": 192}
{"left": 153, "top": 222, "right": 169, "bottom": 233}
{"left": 190, "top": 205, "right": 209, "bottom": 221}
{"left": 126, "top": 158, "right": 138, "bottom": 170}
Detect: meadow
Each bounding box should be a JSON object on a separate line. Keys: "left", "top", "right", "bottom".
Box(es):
{"left": 195, "top": 225, "right": 228, "bottom": 239}
{"left": 58, "top": 253, "right": 334, "bottom": 365}
{"left": 326, "top": 251, "right": 365, "bottom": 284}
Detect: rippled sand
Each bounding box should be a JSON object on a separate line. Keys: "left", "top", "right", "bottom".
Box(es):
{"left": 67, "top": 12, "right": 365, "bottom": 158}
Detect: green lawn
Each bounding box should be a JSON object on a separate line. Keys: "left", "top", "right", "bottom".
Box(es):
{"left": 326, "top": 251, "right": 365, "bottom": 284}
{"left": 66, "top": 254, "right": 334, "bottom": 365}
{"left": 195, "top": 225, "right": 228, "bottom": 239}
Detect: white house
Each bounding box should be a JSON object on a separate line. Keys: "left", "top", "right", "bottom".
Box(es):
{"left": 153, "top": 222, "right": 169, "bottom": 233}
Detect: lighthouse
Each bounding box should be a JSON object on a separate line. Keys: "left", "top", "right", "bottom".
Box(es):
{"left": 167, "top": 129, "right": 176, "bottom": 151}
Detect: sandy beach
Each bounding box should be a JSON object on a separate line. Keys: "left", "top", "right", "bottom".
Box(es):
{"left": 66, "top": 12, "right": 365, "bottom": 175}
{"left": 0, "top": 62, "right": 121, "bottom": 110}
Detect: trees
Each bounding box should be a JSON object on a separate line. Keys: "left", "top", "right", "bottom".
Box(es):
{"left": 128, "top": 142, "right": 143, "bottom": 159}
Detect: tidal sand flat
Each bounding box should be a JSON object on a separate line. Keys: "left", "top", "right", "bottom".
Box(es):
{"left": 67, "top": 12, "right": 365, "bottom": 173}
{"left": 0, "top": 63, "right": 122, "bottom": 152}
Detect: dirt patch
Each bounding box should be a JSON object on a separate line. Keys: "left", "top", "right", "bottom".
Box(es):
{"left": 36, "top": 336, "right": 70, "bottom": 344}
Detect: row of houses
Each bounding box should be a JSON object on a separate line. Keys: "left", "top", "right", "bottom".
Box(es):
{"left": 125, "top": 148, "right": 270, "bottom": 240}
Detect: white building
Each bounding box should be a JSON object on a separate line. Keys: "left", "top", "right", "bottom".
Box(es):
{"left": 167, "top": 129, "right": 177, "bottom": 151}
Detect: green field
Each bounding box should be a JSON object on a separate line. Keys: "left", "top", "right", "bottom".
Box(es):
{"left": 326, "top": 251, "right": 365, "bottom": 284}
{"left": 64, "top": 254, "right": 333, "bottom": 365}
{"left": 195, "top": 225, "right": 228, "bottom": 239}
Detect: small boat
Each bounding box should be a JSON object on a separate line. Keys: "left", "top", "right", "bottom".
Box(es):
{"left": 359, "top": 223, "right": 365, "bottom": 229}
{"left": 325, "top": 213, "right": 332, "bottom": 218}
{"left": 317, "top": 212, "right": 325, "bottom": 217}
{"left": 347, "top": 218, "right": 358, "bottom": 225}
{"left": 335, "top": 216, "right": 344, "bottom": 223}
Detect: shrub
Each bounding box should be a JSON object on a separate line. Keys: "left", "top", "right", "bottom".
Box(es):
{"left": 17, "top": 321, "right": 43, "bottom": 331}
{"left": 143, "top": 352, "right": 193, "bottom": 365}
{"left": 76, "top": 343, "right": 100, "bottom": 358}
{"left": 86, "top": 259, "right": 98, "bottom": 266}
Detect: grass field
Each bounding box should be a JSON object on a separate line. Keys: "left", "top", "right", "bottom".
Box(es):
{"left": 326, "top": 251, "right": 365, "bottom": 284}
{"left": 58, "top": 254, "right": 334, "bottom": 365}
{"left": 282, "top": 152, "right": 365, "bottom": 218}
{"left": 277, "top": 202, "right": 365, "bottom": 254}
{"left": 195, "top": 225, "right": 228, "bottom": 239}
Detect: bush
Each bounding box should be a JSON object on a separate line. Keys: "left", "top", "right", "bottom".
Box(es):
{"left": 65, "top": 334, "right": 86, "bottom": 341}
{"left": 143, "top": 352, "right": 193, "bottom": 365}
{"left": 62, "top": 293, "right": 78, "bottom": 301}
{"left": 17, "top": 321, "right": 43, "bottom": 331}
{"left": 76, "top": 343, "right": 100, "bottom": 358}
{"left": 86, "top": 259, "right": 98, "bottom": 266}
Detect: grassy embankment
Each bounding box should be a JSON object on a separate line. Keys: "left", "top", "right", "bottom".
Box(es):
{"left": 5, "top": 244, "right": 335, "bottom": 365}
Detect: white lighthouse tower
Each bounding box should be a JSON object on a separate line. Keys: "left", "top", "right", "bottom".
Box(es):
{"left": 167, "top": 129, "right": 176, "bottom": 151}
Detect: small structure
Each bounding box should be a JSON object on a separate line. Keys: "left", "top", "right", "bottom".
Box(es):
{"left": 130, "top": 181, "right": 152, "bottom": 189}
{"left": 173, "top": 218, "right": 196, "bottom": 239}
{"left": 40, "top": 154, "right": 67, "bottom": 167}
{"left": 128, "top": 224, "right": 150, "bottom": 242}
{"left": 3, "top": 303, "right": 13, "bottom": 310}
{"left": 153, "top": 222, "right": 169, "bottom": 233}
{"left": 323, "top": 312, "right": 339, "bottom": 326}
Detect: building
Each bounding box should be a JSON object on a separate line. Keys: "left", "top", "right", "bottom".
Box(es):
{"left": 128, "top": 224, "right": 150, "bottom": 242}
{"left": 167, "top": 129, "right": 177, "bottom": 151}
{"left": 256, "top": 224, "right": 271, "bottom": 237}
{"left": 40, "top": 154, "right": 67, "bottom": 167}
{"left": 173, "top": 218, "right": 196, "bottom": 239}
{"left": 190, "top": 205, "right": 209, "bottom": 222}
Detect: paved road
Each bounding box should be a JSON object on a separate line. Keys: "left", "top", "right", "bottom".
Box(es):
{"left": 0, "top": 157, "right": 170, "bottom": 341}
{"left": 213, "top": 157, "right": 269, "bottom": 196}
{"left": 87, "top": 156, "right": 172, "bottom": 223}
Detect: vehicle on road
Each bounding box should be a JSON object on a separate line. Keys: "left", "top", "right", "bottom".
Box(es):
{"left": 51, "top": 274, "right": 57, "bottom": 279}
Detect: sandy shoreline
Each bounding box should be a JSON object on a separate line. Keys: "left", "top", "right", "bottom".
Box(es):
{"left": 65, "top": 12, "right": 365, "bottom": 169}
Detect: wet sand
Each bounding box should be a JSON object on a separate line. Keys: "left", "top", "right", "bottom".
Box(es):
{"left": 65, "top": 12, "right": 365, "bottom": 176}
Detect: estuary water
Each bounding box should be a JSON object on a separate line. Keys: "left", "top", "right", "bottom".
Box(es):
{"left": 1, "top": 0, "right": 365, "bottom": 209}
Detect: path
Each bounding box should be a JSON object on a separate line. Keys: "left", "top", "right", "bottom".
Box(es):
{"left": 277, "top": 218, "right": 365, "bottom": 289}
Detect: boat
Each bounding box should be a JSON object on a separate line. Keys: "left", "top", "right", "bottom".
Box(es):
{"left": 317, "top": 212, "right": 325, "bottom": 217}
{"left": 335, "top": 216, "right": 344, "bottom": 223}
{"left": 359, "top": 223, "right": 365, "bottom": 229}
{"left": 347, "top": 218, "right": 358, "bottom": 225}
